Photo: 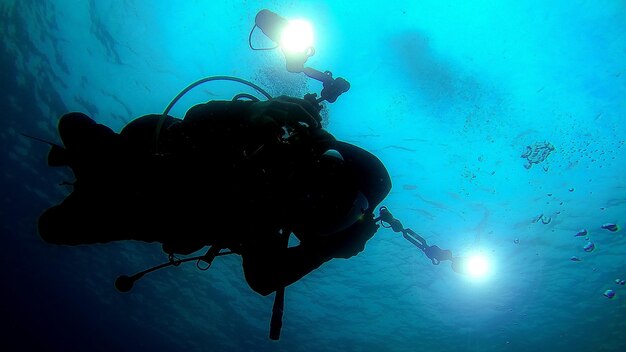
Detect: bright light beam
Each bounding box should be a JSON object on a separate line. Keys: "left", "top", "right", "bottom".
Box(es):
{"left": 280, "top": 19, "right": 314, "bottom": 54}
{"left": 465, "top": 255, "right": 490, "bottom": 279}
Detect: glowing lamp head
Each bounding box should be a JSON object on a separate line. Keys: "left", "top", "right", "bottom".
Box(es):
{"left": 452, "top": 253, "right": 492, "bottom": 281}
{"left": 280, "top": 19, "right": 314, "bottom": 54}
{"left": 465, "top": 255, "right": 489, "bottom": 278}
{"left": 254, "top": 9, "right": 315, "bottom": 72}
{"left": 255, "top": 9, "right": 314, "bottom": 54}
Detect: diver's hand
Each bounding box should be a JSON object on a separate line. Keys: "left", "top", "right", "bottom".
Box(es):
{"left": 248, "top": 96, "right": 321, "bottom": 134}
{"left": 320, "top": 213, "right": 380, "bottom": 259}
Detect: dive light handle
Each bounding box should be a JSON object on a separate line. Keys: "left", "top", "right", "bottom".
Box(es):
{"left": 378, "top": 206, "right": 404, "bottom": 232}
{"left": 302, "top": 68, "right": 351, "bottom": 104}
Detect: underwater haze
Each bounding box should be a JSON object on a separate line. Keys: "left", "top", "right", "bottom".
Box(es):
{"left": 2, "top": 0, "right": 626, "bottom": 351}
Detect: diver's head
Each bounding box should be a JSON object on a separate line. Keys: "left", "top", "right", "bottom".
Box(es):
{"left": 287, "top": 143, "right": 391, "bottom": 240}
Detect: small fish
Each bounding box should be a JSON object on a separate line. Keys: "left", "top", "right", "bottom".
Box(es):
{"left": 601, "top": 223, "right": 619, "bottom": 232}
{"left": 603, "top": 289, "right": 616, "bottom": 299}
{"left": 583, "top": 241, "right": 595, "bottom": 253}
{"left": 574, "top": 229, "right": 588, "bottom": 237}
{"left": 570, "top": 256, "right": 581, "bottom": 262}
{"left": 513, "top": 238, "right": 520, "bottom": 244}
{"left": 616, "top": 279, "right": 625, "bottom": 286}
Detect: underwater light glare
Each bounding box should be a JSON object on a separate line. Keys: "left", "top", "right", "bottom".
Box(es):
{"left": 465, "top": 255, "right": 489, "bottom": 279}
{"left": 280, "top": 19, "right": 314, "bottom": 54}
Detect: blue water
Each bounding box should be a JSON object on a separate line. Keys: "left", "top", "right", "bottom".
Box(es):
{"left": 2, "top": 1, "right": 625, "bottom": 351}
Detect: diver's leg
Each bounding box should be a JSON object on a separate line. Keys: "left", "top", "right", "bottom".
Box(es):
{"left": 38, "top": 191, "right": 109, "bottom": 245}
{"left": 57, "top": 112, "right": 123, "bottom": 180}
{"left": 40, "top": 113, "right": 184, "bottom": 246}
{"left": 58, "top": 112, "right": 116, "bottom": 151}
{"left": 119, "top": 114, "right": 181, "bottom": 154}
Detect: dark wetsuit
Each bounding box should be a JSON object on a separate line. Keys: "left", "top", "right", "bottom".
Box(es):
{"left": 38, "top": 99, "right": 392, "bottom": 295}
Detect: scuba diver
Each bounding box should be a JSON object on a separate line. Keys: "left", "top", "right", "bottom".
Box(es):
{"left": 37, "top": 95, "right": 392, "bottom": 297}
{"left": 32, "top": 9, "right": 467, "bottom": 339}
{"left": 32, "top": 83, "right": 464, "bottom": 340}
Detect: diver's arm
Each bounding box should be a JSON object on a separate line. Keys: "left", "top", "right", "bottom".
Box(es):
{"left": 242, "top": 242, "right": 332, "bottom": 296}
{"left": 242, "top": 215, "right": 379, "bottom": 296}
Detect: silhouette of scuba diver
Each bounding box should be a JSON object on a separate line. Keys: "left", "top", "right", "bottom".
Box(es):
{"left": 37, "top": 95, "right": 392, "bottom": 297}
